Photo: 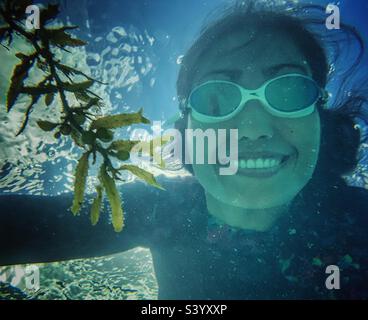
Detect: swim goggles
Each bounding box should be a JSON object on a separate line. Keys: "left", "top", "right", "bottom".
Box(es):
{"left": 186, "top": 73, "right": 327, "bottom": 123}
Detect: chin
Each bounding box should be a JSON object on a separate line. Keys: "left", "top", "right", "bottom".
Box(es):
{"left": 212, "top": 184, "right": 302, "bottom": 209}
{"left": 204, "top": 177, "right": 308, "bottom": 209}
{"left": 194, "top": 165, "right": 309, "bottom": 209}
{"left": 216, "top": 166, "right": 313, "bottom": 209}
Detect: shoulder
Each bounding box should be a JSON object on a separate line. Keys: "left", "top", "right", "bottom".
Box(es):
{"left": 335, "top": 185, "right": 368, "bottom": 298}
{"left": 120, "top": 174, "right": 207, "bottom": 243}
{"left": 120, "top": 174, "right": 203, "bottom": 204}
{"left": 321, "top": 182, "right": 368, "bottom": 237}
{"left": 150, "top": 175, "right": 208, "bottom": 239}
{"left": 338, "top": 185, "right": 368, "bottom": 225}
{"left": 335, "top": 185, "right": 368, "bottom": 263}
{"left": 303, "top": 182, "right": 368, "bottom": 258}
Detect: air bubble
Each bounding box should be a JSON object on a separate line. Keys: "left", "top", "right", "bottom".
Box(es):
{"left": 176, "top": 55, "right": 184, "bottom": 65}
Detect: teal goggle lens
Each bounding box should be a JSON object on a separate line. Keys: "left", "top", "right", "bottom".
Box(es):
{"left": 189, "top": 82, "right": 242, "bottom": 117}
{"left": 265, "top": 75, "right": 319, "bottom": 112}
{"left": 189, "top": 75, "right": 320, "bottom": 117}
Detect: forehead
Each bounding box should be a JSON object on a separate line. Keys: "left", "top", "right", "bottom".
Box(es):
{"left": 193, "top": 27, "right": 309, "bottom": 87}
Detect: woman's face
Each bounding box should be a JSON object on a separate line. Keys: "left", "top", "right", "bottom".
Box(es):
{"left": 187, "top": 27, "right": 321, "bottom": 209}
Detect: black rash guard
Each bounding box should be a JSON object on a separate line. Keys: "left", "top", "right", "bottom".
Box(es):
{"left": 0, "top": 175, "right": 367, "bottom": 299}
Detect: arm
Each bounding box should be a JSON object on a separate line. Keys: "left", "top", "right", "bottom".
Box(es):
{"left": 0, "top": 179, "right": 164, "bottom": 266}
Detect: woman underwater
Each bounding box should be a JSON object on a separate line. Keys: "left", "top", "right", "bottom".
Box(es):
{"left": 1, "top": 1, "right": 368, "bottom": 299}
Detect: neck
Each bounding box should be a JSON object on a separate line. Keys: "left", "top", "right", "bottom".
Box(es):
{"left": 205, "top": 191, "right": 291, "bottom": 232}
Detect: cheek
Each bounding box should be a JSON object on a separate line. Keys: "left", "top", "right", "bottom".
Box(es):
{"left": 280, "top": 113, "right": 321, "bottom": 168}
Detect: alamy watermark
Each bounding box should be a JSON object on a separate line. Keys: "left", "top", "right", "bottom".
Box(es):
{"left": 25, "top": 5, "right": 40, "bottom": 30}
{"left": 130, "top": 121, "right": 239, "bottom": 176}
{"left": 326, "top": 4, "right": 340, "bottom": 30}
{"left": 325, "top": 265, "right": 340, "bottom": 290}
{"left": 24, "top": 3, "right": 341, "bottom": 30}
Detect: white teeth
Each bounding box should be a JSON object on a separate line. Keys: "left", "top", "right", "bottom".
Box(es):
{"left": 235, "top": 158, "right": 282, "bottom": 169}
{"left": 255, "top": 159, "right": 263, "bottom": 168}
{"left": 247, "top": 159, "right": 256, "bottom": 169}
{"left": 240, "top": 159, "right": 246, "bottom": 169}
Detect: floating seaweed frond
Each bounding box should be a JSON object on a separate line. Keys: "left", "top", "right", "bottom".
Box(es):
{"left": 71, "top": 152, "right": 90, "bottom": 216}
{"left": 99, "top": 165, "right": 124, "bottom": 233}
{"left": 0, "top": 0, "right": 165, "bottom": 232}
{"left": 90, "top": 108, "right": 150, "bottom": 130}
{"left": 7, "top": 52, "right": 37, "bottom": 111}
{"left": 118, "top": 164, "right": 165, "bottom": 191}
{"left": 90, "top": 185, "right": 103, "bottom": 226}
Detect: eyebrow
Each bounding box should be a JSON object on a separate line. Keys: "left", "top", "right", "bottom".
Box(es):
{"left": 263, "top": 63, "right": 308, "bottom": 77}
{"left": 199, "top": 63, "right": 308, "bottom": 83}
{"left": 200, "top": 69, "right": 243, "bottom": 81}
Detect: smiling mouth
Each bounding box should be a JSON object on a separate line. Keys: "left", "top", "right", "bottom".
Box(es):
{"left": 217, "top": 153, "right": 293, "bottom": 178}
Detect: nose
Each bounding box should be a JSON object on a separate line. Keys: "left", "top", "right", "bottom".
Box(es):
{"left": 234, "top": 99, "right": 274, "bottom": 141}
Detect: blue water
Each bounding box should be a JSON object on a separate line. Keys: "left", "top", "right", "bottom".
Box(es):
{"left": 1, "top": 0, "right": 368, "bottom": 300}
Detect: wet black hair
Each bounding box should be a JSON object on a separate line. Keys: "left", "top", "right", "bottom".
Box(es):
{"left": 174, "top": 0, "right": 368, "bottom": 192}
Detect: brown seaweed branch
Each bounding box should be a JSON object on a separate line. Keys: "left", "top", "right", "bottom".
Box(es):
{"left": 0, "top": 0, "right": 167, "bottom": 232}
